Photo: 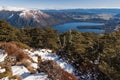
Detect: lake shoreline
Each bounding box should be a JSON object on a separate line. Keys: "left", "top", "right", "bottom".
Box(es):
{"left": 52, "top": 22, "right": 105, "bottom": 33}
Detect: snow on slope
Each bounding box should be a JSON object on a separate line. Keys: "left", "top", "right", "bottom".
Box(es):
{"left": 19, "top": 10, "right": 44, "bottom": 17}
{"left": 11, "top": 66, "right": 49, "bottom": 80}
{"left": 0, "top": 49, "right": 7, "bottom": 62}
{"left": 19, "top": 10, "right": 50, "bottom": 22}
{"left": 12, "top": 66, "right": 30, "bottom": 77}
{"left": 0, "top": 77, "right": 9, "bottom": 80}
{"left": 0, "top": 49, "right": 75, "bottom": 80}
{"left": 24, "top": 49, "right": 75, "bottom": 74}
{"left": 8, "top": 14, "right": 14, "bottom": 19}
{"left": 0, "top": 67, "right": 6, "bottom": 73}
{"left": 23, "top": 73, "right": 49, "bottom": 80}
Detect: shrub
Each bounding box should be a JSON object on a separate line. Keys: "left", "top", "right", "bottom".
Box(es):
{"left": 0, "top": 42, "right": 30, "bottom": 62}
{"left": 11, "top": 41, "right": 31, "bottom": 49}
{"left": 20, "top": 59, "right": 31, "bottom": 67}
{"left": 21, "top": 59, "right": 37, "bottom": 74}
{"left": 0, "top": 20, "right": 19, "bottom": 42}
{"left": 38, "top": 60, "right": 78, "bottom": 80}
{"left": 0, "top": 66, "right": 12, "bottom": 78}
{"left": 26, "top": 66, "right": 37, "bottom": 74}
{"left": 15, "top": 50, "right": 29, "bottom": 61}
{"left": 0, "top": 42, "right": 18, "bottom": 55}
{"left": 35, "top": 54, "right": 42, "bottom": 63}
{"left": 9, "top": 75, "right": 22, "bottom": 80}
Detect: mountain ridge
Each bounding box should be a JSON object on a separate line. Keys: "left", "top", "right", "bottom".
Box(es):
{"left": 0, "top": 7, "right": 119, "bottom": 29}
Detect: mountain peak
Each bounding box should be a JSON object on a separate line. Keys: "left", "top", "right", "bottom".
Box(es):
{"left": 19, "top": 9, "right": 50, "bottom": 22}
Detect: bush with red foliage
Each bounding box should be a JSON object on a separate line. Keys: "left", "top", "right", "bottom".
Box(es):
{"left": 38, "top": 60, "right": 78, "bottom": 80}
{"left": 0, "top": 42, "right": 30, "bottom": 62}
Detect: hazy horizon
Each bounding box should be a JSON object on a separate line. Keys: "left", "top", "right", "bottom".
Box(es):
{"left": 0, "top": 0, "right": 120, "bottom": 9}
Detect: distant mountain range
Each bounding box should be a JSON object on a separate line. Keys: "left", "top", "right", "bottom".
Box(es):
{"left": 0, "top": 7, "right": 56, "bottom": 28}
{"left": 0, "top": 6, "right": 120, "bottom": 28}
{"left": 42, "top": 9, "right": 120, "bottom": 14}
{"left": 0, "top": 6, "right": 75, "bottom": 28}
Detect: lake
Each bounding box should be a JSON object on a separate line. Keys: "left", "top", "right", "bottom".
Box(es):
{"left": 52, "top": 22, "right": 105, "bottom": 33}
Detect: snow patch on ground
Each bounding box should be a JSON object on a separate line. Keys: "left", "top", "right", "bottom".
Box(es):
{"left": 0, "top": 49, "right": 75, "bottom": 80}
{"left": 0, "top": 77, "right": 9, "bottom": 80}
{"left": 30, "top": 55, "right": 38, "bottom": 63}
{"left": 0, "top": 49, "right": 7, "bottom": 62}
{"left": 23, "top": 73, "right": 49, "bottom": 80}
{"left": 25, "top": 49, "right": 75, "bottom": 74}
{"left": 12, "top": 66, "right": 30, "bottom": 78}
{"left": 0, "top": 68, "right": 6, "bottom": 73}
{"left": 11, "top": 65, "right": 49, "bottom": 80}
{"left": 31, "top": 63, "right": 38, "bottom": 69}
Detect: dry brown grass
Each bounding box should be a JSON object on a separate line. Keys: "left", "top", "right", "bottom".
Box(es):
{"left": 35, "top": 54, "right": 42, "bottom": 63}
{"left": 0, "top": 41, "right": 30, "bottom": 49}
{"left": 0, "top": 42, "right": 30, "bottom": 62}
{"left": 26, "top": 66, "right": 37, "bottom": 74}
{"left": 21, "top": 59, "right": 37, "bottom": 74}
{"left": 9, "top": 75, "right": 22, "bottom": 80}
{"left": 0, "top": 42, "right": 19, "bottom": 55}
{"left": 38, "top": 60, "right": 78, "bottom": 80}
{"left": 0, "top": 42, "right": 40, "bottom": 79}
{"left": 37, "top": 55, "right": 42, "bottom": 63}
{"left": 15, "top": 50, "right": 29, "bottom": 61}
{"left": 0, "top": 66, "right": 12, "bottom": 78}
{"left": 21, "top": 59, "right": 31, "bottom": 67}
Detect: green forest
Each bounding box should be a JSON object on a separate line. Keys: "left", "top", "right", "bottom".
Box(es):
{"left": 0, "top": 20, "right": 120, "bottom": 80}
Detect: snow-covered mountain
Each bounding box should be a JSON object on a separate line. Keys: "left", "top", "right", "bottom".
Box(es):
{"left": 19, "top": 10, "right": 50, "bottom": 22}
{"left": 0, "top": 6, "right": 58, "bottom": 28}
{"left": 0, "top": 6, "right": 82, "bottom": 28}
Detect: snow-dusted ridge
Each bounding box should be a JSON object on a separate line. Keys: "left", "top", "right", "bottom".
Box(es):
{"left": 19, "top": 10, "right": 45, "bottom": 17}
{"left": 19, "top": 9, "right": 50, "bottom": 22}
{"left": 0, "top": 48, "right": 76, "bottom": 80}
{"left": 0, "top": 6, "right": 50, "bottom": 23}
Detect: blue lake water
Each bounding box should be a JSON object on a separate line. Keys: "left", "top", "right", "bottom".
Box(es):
{"left": 52, "top": 22, "right": 105, "bottom": 33}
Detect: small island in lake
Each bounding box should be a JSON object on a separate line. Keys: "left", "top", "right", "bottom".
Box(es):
{"left": 77, "top": 25, "right": 105, "bottom": 30}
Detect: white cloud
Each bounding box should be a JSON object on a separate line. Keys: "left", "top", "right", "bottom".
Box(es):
{"left": 0, "top": 6, "right": 26, "bottom": 11}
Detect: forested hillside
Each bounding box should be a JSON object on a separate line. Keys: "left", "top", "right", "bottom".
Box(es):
{"left": 0, "top": 20, "right": 120, "bottom": 80}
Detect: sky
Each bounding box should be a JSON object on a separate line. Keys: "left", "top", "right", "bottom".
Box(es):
{"left": 0, "top": 0, "right": 120, "bottom": 9}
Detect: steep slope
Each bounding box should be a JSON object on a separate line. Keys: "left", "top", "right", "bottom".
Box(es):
{"left": 0, "top": 42, "right": 77, "bottom": 80}
{"left": 0, "top": 7, "right": 58, "bottom": 28}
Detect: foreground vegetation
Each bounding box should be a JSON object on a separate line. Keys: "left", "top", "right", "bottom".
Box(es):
{"left": 0, "top": 20, "right": 120, "bottom": 80}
